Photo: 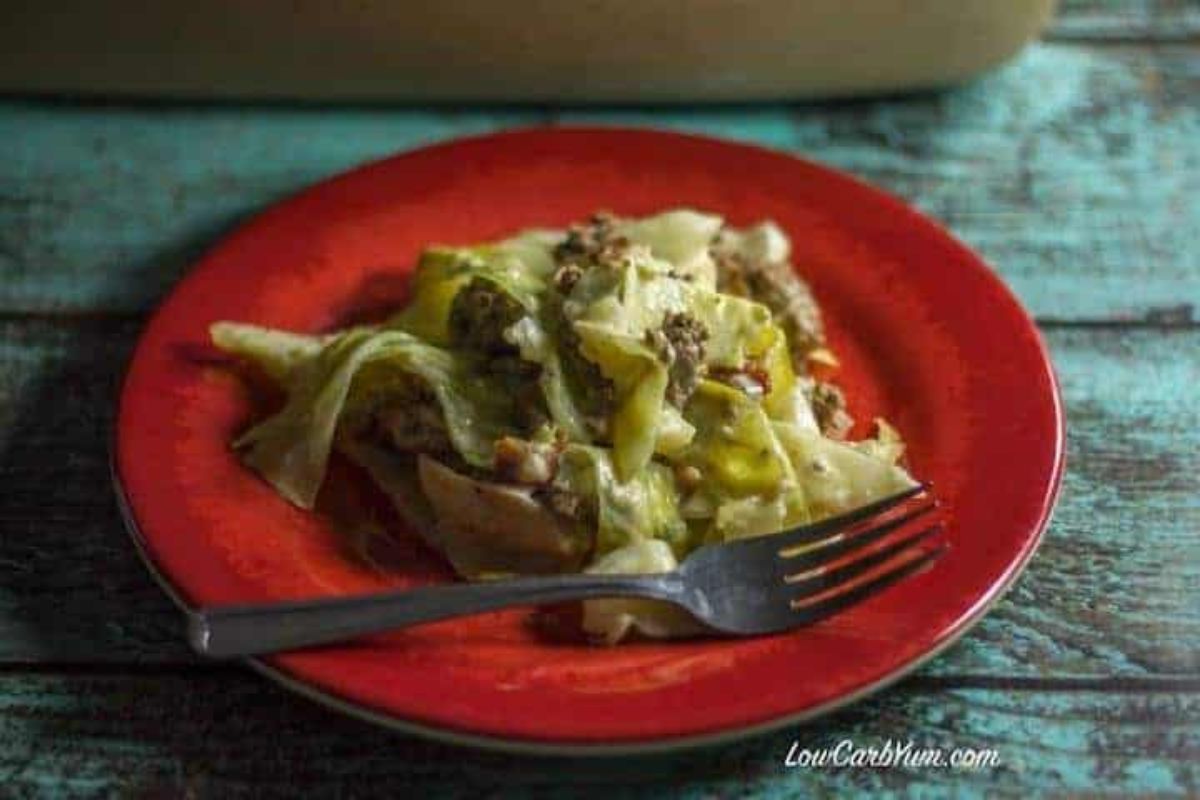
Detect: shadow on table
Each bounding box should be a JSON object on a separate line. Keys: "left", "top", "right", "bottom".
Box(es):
{"left": 0, "top": 223, "right": 248, "bottom": 665}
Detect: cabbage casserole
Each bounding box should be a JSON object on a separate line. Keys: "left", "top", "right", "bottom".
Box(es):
{"left": 212, "top": 210, "right": 916, "bottom": 642}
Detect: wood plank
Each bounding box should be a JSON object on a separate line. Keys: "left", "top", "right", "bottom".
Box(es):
{"left": 561, "top": 43, "right": 1200, "bottom": 325}
{"left": 1051, "top": 0, "right": 1200, "bottom": 41}
{"left": 934, "top": 326, "right": 1200, "bottom": 676}
{"left": 0, "top": 320, "right": 1196, "bottom": 674}
{"left": 0, "top": 674, "right": 1196, "bottom": 797}
{"left": 1, "top": 41, "right": 1196, "bottom": 322}
{"left": 0, "top": 107, "right": 550, "bottom": 316}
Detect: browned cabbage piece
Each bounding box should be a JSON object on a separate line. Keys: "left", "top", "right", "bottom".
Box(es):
{"left": 336, "top": 440, "right": 589, "bottom": 578}
{"left": 416, "top": 455, "right": 590, "bottom": 577}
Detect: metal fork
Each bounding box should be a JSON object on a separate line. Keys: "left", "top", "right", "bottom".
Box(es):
{"left": 188, "top": 484, "right": 944, "bottom": 657}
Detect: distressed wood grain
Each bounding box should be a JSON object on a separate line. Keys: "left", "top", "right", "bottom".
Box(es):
{"left": 940, "top": 327, "right": 1200, "bottom": 675}
{"left": 0, "top": 42, "right": 1195, "bottom": 322}
{"left": 559, "top": 44, "right": 1200, "bottom": 325}
{"left": 0, "top": 674, "right": 1195, "bottom": 798}
{"left": 0, "top": 107, "right": 549, "bottom": 317}
{"left": 1051, "top": 0, "right": 1200, "bottom": 40}
{"left": 0, "top": 320, "right": 1196, "bottom": 674}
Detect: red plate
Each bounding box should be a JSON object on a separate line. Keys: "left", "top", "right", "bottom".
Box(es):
{"left": 114, "top": 127, "right": 1064, "bottom": 752}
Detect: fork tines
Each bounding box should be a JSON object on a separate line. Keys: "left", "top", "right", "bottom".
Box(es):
{"left": 788, "top": 541, "right": 948, "bottom": 623}
{"left": 774, "top": 483, "right": 946, "bottom": 618}
{"left": 774, "top": 482, "right": 930, "bottom": 555}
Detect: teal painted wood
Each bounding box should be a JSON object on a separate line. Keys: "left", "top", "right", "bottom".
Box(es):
{"left": 1052, "top": 0, "right": 1200, "bottom": 40}
{"left": 0, "top": 675, "right": 1196, "bottom": 797}
{"left": 929, "top": 327, "right": 1200, "bottom": 676}
{"left": 0, "top": 321, "right": 1196, "bottom": 674}
{"left": 560, "top": 43, "right": 1200, "bottom": 325}
{"left": 0, "top": 42, "right": 1196, "bottom": 322}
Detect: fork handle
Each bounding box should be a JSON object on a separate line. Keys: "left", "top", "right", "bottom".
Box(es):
{"left": 187, "top": 572, "right": 689, "bottom": 658}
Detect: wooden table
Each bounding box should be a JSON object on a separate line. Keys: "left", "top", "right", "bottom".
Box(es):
{"left": 1, "top": 2, "right": 1197, "bottom": 796}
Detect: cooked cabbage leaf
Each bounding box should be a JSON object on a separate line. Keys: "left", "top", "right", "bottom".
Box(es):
{"left": 573, "top": 323, "right": 670, "bottom": 480}
{"left": 505, "top": 314, "right": 591, "bottom": 441}
{"left": 580, "top": 540, "right": 703, "bottom": 644}
{"left": 560, "top": 248, "right": 779, "bottom": 478}
{"left": 689, "top": 291, "right": 777, "bottom": 369}
{"left": 775, "top": 422, "right": 915, "bottom": 518}
{"left": 210, "top": 322, "right": 327, "bottom": 388}
{"left": 713, "top": 220, "right": 791, "bottom": 265}
{"left": 215, "top": 326, "right": 515, "bottom": 508}
{"left": 554, "top": 445, "right": 689, "bottom": 555}
{"left": 386, "top": 234, "right": 549, "bottom": 346}
{"left": 615, "top": 209, "right": 723, "bottom": 289}
{"left": 680, "top": 380, "right": 809, "bottom": 540}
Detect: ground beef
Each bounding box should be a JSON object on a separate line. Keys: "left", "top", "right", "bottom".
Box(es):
{"left": 448, "top": 277, "right": 526, "bottom": 354}
{"left": 553, "top": 212, "right": 636, "bottom": 274}
{"left": 375, "top": 383, "right": 453, "bottom": 454}
{"left": 647, "top": 312, "right": 709, "bottom": 408}
{"left": 552, "top": 262, "right": 583, "bottom": 294}
{"left": 541, "top": 294, "right": 615, "bottom": 434}
{"left": 807, "top": 379, "right": 854, "bottom": 439}
{"left": 513, "top": 381, "right": 551, "bottom": 433}
{"left": 483, "top": 355, "right": 549, "bottom": 433}
{"left": 553, "top": 212, "right": 617, "bottom": 264}
{"left": 486, "top": 353, "right": 541, "bottom": 381}
{"left": 714, "top": 250, "right": 824, "bottom": 363}
{"left": 492, "top": 435, "right": 562, "bottom": 485}
{"left": 536, "top": 486, "right": 594, "bottom": 529}
{"left": 592, "top": 236, "right": 634, "bottom": 269}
